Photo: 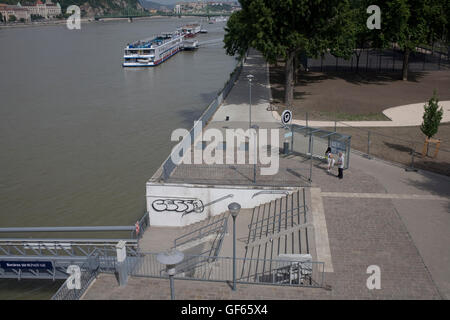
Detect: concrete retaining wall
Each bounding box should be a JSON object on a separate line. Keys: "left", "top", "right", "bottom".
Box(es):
{"left": 146, "top": 182, "right": 296, "bottom": 227}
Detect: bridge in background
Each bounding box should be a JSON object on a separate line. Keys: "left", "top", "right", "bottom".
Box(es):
{"left": 94, "top": 12, "right": 231, "bottom": 21}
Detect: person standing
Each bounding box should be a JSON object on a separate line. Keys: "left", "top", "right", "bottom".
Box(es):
{"left": 325, "top": 148, "right": 335, "bottom": 173}
{"left": 325, "top": 147, "right": 331, "bottom": 168}
{"left": 337, "top": 152, "right": 345, "bottom": 179}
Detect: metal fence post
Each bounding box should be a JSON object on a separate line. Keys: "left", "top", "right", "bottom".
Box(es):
{"left": 291, "top": 125, "right": 294, "bottom": 153}
{"left": 423, "top": 49, "right": 426, "bottom": 70}
{"left": 366, "top": 49, "right": 369, "bottom": 72}
{"left": 378, "top": 48, "right": 382, "bottom": 72}
{"left": 405, "top": 143, "right": 418, "bottom": 172}
{"left": 253, "top": 131, "right": 257, "bottom": 184}
{"left": 320, "top": 54, "right": 323, "bottom": 72}
{"left": 309, "top": 135, "right": 313, "bottom": 182}
{"left": 392, "top": 44, "right": 395, "bottom": 71}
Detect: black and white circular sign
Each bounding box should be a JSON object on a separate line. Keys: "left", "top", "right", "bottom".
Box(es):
{"left": 281, "top": 110, "right": 293, "bottom": 125}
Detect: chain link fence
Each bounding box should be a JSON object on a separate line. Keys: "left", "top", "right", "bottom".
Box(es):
{"left": 331, "top": 122, "right": 450, "bottom": 176}
{"left": 126, "top": 252, "right": 325, "bottom": 288}
{"left": 307, "top": 46, "right": 450, "bottom": 73}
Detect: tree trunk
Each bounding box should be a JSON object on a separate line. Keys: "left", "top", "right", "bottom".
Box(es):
{"left": 284, "top": 50, "right": 295, "bottom": 106}
{"left": 294, "top": 54, "right": 298, "bottom": 85}
{"left": 402, "top": 48, "right": 410, "bottom": 81}
{"left": 355, "top": 51, "right": 361, "bottom": 73}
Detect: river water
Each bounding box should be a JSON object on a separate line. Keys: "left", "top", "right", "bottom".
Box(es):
{"left": 0, "top": 17, "right": 236, "bottom": 299}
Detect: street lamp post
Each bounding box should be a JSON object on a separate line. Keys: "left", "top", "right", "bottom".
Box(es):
{"left": 252, "top": 125, "right": 259, "bottom": 183}
{"left": 156, "top": 249, "right": 184, "bottom": 300}
{"left": 247, "top": 74, "right": 254, "bottom": 129}
{"left": 228, "top": 202, "right": 241, "bottom": 291}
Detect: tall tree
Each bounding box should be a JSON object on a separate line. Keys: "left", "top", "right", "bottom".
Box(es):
{"left": 420, "top": 91, "right": 443, "bottom": 141}
{"left": 224, "top": 0, "right": 355, "bottom": 106}
{"left": 381, "top": 0, "right": 429, "bottom": 80}
{"left": 348, "top": 0, "right": 385, "bottom": 72}
{"left": 425, "top": 0, "right": 448, "bottom": 53}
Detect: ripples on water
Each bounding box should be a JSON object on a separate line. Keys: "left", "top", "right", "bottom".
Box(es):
{"left": 0, "top": 17, "right": 237, "bottom": 299}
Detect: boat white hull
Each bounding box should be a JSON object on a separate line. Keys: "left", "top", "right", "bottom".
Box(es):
{"left": 123, "top": 47, "right": 180, "bottom": 67}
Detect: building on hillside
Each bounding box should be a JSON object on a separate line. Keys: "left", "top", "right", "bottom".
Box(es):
{"left": 19, "top": 0, "right": 62, "bottom": 19}
{"left": 174, "top": 4, "right": 181, "bottom": 15}
{"left": 0, "top": 3, "right": 31, "bottom": 21}
{"left": 0, "top": 0, "right": 61, "bottom": 22}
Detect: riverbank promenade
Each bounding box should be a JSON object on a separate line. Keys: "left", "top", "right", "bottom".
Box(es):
{"left": 83, "top": 50, "right": 450, "bottom": 300}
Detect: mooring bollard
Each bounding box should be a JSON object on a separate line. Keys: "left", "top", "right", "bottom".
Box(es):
{"left": 116, "top": 240, "right": 128, "bottom": 287}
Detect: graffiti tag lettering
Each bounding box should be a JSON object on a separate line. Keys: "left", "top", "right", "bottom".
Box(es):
{"left": 152, "top": 199, "right": 204, "bottom": 214}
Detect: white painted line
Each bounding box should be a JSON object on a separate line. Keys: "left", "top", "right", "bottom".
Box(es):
{"left": 321, "top": 192, "right": 449, "bottom": 201}
{"left": 310, "top": 188, "right": 334, "bottom": 273}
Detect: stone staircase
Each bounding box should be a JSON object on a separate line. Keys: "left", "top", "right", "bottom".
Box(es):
{"left": 173, "top": 211, "right": 229, "bottom": 255}
{"left": 132, "top": 211, "right": 229, "bottom": 277}
{"left": 240, "top": 189, "right": 311, "bottom": 282}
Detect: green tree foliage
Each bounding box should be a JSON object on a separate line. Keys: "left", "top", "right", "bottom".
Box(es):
{"left": 223, "top": 8, "right": 250, "bottom": 58}
{"left": 224, "top": 0, "right": 355, "bottom": 106}
{"left": 381, "top": 0, "right": 430, "bottom": 80}
{"left": 425, "top": 0, "right": 448, "bottom": 47}
{"left": 348, "top": 0, "right": 385, "bottom": 72}
{"left": 349, "top": 0, "right": 449, "bottom": 79}
{"left": 420, "top": 91, "right": 444, "bottom": 139}
{"left": 0, "top": 0, "right": 142, "bottom": 14}
{"left": 57, "top": 0, "right": 141, "bottom": 12}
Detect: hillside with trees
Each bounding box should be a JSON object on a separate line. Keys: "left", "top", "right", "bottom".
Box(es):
{"left": 0, "top": 0, "right": 144, "bottom": 17}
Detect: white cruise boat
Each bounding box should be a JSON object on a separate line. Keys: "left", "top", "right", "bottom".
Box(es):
{"left": 181, "top": 23, "right": 201, "bottom": 38}
{"left": 123, "top": 31, "right": 184, "bottom": 67}
{"left": 182, "top": 39, "right": 199, "bottom": 50}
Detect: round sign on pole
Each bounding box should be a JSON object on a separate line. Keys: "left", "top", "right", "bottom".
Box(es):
{"left": 281, "top": 110, "right": 292, "bottom": 125}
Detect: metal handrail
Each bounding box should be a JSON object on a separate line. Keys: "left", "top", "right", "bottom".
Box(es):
{"left": 174, "top": 216, "right": 228, "bottom": 248}
{"left": 0, "top": 238, "right": 138, "bottom": 244}
{"left": 0, "top": 239, "right": 139, "bottom": 258}
{"left": 247, "top": 206, "right": 308, "bottom": 229}
{"left": 132, "top": 252, "right": 325, "bottom": 288}
{"left": 251, "top": 190, "right": 290, "bottom": 199}
{"left": 0, "top": 226, "right": 135, "bottom": 233}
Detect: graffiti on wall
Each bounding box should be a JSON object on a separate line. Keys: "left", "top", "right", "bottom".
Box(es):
{"left": 151, "top": 198, "right": 204, "bottom": 215}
